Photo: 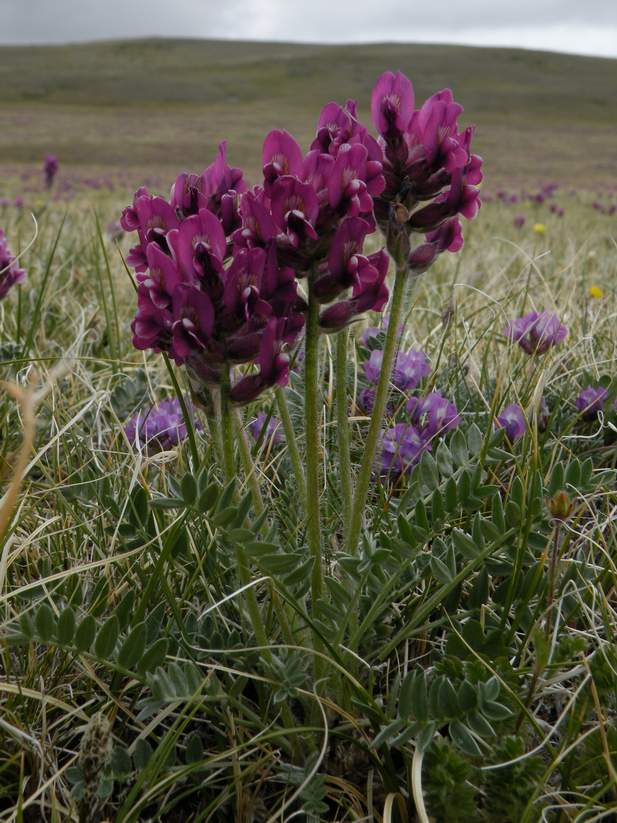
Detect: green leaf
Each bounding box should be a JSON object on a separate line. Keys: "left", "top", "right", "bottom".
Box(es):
{"left": 138, "top": 638, "right": 168, "bottom": 674}
{"left": 452, "top": 528, "right": 479, "bottom": 560}
{"left": 457, "top": 680, "right": 478, "bottom": 712}
{"left": 438, "top": 678, "right": 460, "bottom": 717}
{"left": 185, "top": 732, "right": 204, "bottom": 764}
{"left": 75, "top": 615, "right": 96, "bottom": 652}
{"left": 451, "top": 429, "right": 468, "bottom": 467}
{"left": 181, "top": 473, "right": 197, "bottom": 505}
{"left": 111, "top": 746, "right": 132, "bottom": 777}
{"left": 399, "top": 670, "right": 419, "bottom": 718}
{"left": 35, "top": 603, "right": 55, "bottom": 642}
{"left": 430, "top": 555, "right": 453, "bottom": 584}
{"left": 57, "top": 608, "right": 76, "bottom": 644}
{"left": 466, "top": 423, "right": 483, "bottom": 455}
{"left": 95, "top": 616, "right": 119, "bottom": 659}
{"left": 481, "top": 700, "right": 512, "bottom": 721}
{"left": 133, "top": 738, "right": 153, "bottom": 769}
{"left": 372, "top": 718, "right": 405, "bottom": 749}
{"left": 118, "top": 622, "right": 147, "bottom": 669}
{"left": 197, "top": 481, "right": 219, "bottom": 512}
{"left": 444, "top": 476, "right": 458, "bottom": 512}
{"left": 449, "top": 720, "right": 482, "bottom": 755}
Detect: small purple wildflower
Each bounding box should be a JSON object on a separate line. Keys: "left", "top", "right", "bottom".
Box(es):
{"left": 44, "top": 154, "right": 59, "bottom": 189}
{"left": 249, "top": 412, "right": 284, "bottom": 445}
{"left": 357, "top": 387, "right": 377, "bottom": 414}
{"left": 0, "top": 230, "right": 26, "bottom": 299}
{"left": 392, "top": 349, "right": 431, "bottom": 391}
{"left": 379, "top": 423, "right": 430, "bottom": 476}
{"left": 505, "top": 311, "right": 568, "bottom": 355}
{"left": 496, "top": 403, "right": 526, "bottom": 442}
{"left": 364, "top": 348, "right": 430, "bottom": 390}
{"left": 575, "top": 385, "right": 608, "bottom": 420}
{"left": 513, "top": 214, "right": 526, "bottom": 229}
{"left": 124, "top": 397, "right": 201, "bottom": 452}
{"left": 407, "top": 391, "right": 460, "bottom": 438}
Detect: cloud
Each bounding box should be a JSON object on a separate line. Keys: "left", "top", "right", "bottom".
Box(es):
{"left": 1, "top": 0, "right": 616, "bottom": 57}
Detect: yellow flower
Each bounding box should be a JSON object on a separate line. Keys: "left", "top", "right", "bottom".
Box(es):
{"left": 533, "top": 223, "right": 546, "bottom": 235}
{"left": 589, "top": 285, "right": 604, "bottom": 299}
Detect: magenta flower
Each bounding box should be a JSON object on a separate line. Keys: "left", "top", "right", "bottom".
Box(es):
{"left": 122, "top": 147, "right": 306, "bottom": 406}
{"left": 407, "top": 391, "right": 460, "bottom": 438}
{"left": 0, "top": 230, "right": 26, "bottom": 299}
{"left": 249, "top": 412, "right": 284, "bottom": 445}
{"left": 370, "top": 71, "right": 481, "bottom": 274}
{"left": 505, "top": 311, "right": 568, "bottom": 355}
{"left": 44, "top": 154, "right": 59, "bottom": 188}
{"left": 379, "top": 423, "right": 430, "bottom": 476}
{"left": 408, "top": 218, "right": 463, "bottom": 273}
{"left": 496, "top": 403, "right": 526, "bottom": 442}
{"left": 371, "top": 71, "right": 414, "bottom": 138}
{"left": 576, "top": 385, "right": 608, "bottom": 420}
{"left": 513, "top": 214, "right": 526, "bottom": 229}
{"left": 124, "top": 397, "right": 202, "bottom": 453}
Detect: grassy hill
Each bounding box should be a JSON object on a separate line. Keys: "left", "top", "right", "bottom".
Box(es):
{"left": 1, "top": 38, "right": 616, "bottom": 186}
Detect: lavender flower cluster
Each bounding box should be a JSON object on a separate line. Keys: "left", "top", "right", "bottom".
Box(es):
{"left": 124, "top": 397, "right": 202, "bottom": 453}
{"left": 0, "top": 230, "right": 26, "bottom": 300}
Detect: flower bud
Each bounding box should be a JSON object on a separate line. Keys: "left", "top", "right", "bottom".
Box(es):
{"left": 547, "top": 490, "right": 574, "bottom": 521}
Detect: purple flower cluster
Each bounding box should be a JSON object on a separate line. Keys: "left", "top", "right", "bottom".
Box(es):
{"left": 0, "top": 230, "right": 26, "bottom": 299}
{"left": 249, "top": 412, "right": 284, "bottom": 445}
{"left": 359, "top": 345, "right": 430, "bottom": 414}
{"left": 370, "top": 71, "right": 483, "bottom": 270}
{"left": 505, "top": 311, "right": 568, "bottom": 355}
{"left": 496, "top": 403, "right": 527, "bottom": 442}
{"left": 121, "top": 143, "right": 306, "bottom": 404}
{"left": 575, "top": 385, "right": 609, "bottom": 420}
{"left": 363, "top": 347, "right": 431, "bottom": 390}
{"left": 44, "top": 154, "right": 59, "bottom": 189}
{"left": 124, "top": 397, "right": 202, "bottom": 452}
{"left": 379, "top": 390, "right": 460, "bottom": 476}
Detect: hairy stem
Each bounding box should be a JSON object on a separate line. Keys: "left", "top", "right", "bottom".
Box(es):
{"left": 275, "top": 387, "right": 307, "bottom": 506}
{"left": 220, "top": 369, "right": 268, "bottom": 649}
{"left": 347, "top": 262, "right": 407, "bottom": 554}
{"left": 234, "top": 407, "right": 265, "bottom": 515}
{"left": 304, "top": 279, "right": 323, "bottom": 604}
{"left": 335, "top": 329, "right": 353, "bottom": 538}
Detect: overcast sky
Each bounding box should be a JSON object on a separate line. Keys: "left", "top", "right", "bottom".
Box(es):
{"left": 2, "top": 0, "right": 616, "bottom": 58}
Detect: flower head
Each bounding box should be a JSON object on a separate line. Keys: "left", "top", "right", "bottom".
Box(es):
{"left": 496, "top": 403, "right": 526, "bottom": 443}
{"left": 379, "top": 423, "right": 430, "bottom": 476}
{"left": 575, "top": 385, "right": 608, "bottom": 420}
{"left": 44, "top": 154, "right": 59, "bottom": 188}
{"left": 0, "top": 230, "right": 26, "bottom": 299}
{"left": 407, "top": 391, "right": 460, "bottom": 438}
{"left": 513, "top": 214, "right": 526, "bottom": 229}
{"left": 588, "top": 285, "right": 604, "bottom": 299}
{"left": 533, "top": 223, "right": 546, "bottom": 235}
{"left": 505, "top": 311, "right": 567, "bottom": 355}
{"left": 124, "top": 397, "right": 201, "bottom": 453}
{"left": 249, "top": 412, "right": 284, "bottom": 445}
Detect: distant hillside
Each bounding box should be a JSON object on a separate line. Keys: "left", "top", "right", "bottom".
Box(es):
{"left": 1, "top": 38, "right": 616, "bottom": 185}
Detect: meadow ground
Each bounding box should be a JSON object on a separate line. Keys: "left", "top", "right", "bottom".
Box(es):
{"left": 0, "top": 38, "right": 616, "bottom": 823}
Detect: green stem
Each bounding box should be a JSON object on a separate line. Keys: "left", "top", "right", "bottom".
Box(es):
{"left": 275, "top": 387, "right": 307, "bottom": 506}
{"left": 347, "top": 262, "right": 407, "bottom": 555}
{"left": 234, "top": 407, "right": 265, "bottom": 515}
{"left": 220, "top": 369, "right": 268, "bottom": 649}
{"left": 163, "top": 354, "right": 200, "bottom": 470}
{"left": 304, "top": 278, "right": 323, "bottom": 604}
{"left": 335, "top": 329, "right": 352, "bottom": 538}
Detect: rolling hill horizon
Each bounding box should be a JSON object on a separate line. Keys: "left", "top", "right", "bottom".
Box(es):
{"left": 1, "top": 37, "right": 616, "bottom": 187}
